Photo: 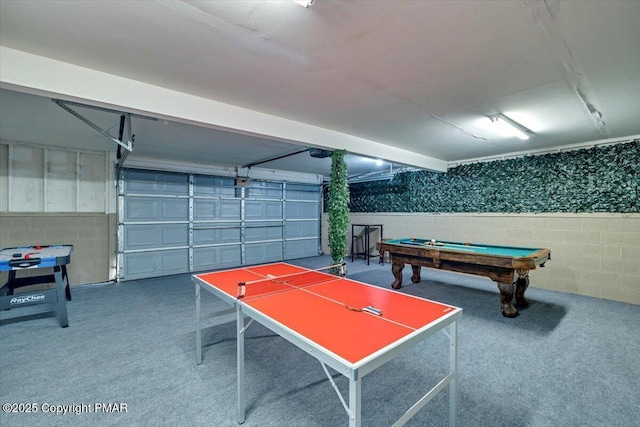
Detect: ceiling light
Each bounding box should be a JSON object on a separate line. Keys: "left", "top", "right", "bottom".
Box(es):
{"left": 292, "top": 0, "right": 315, "bottom": 7}
{"left": 360, "top": 157, "right": 385, "bottom": 166}
{"left": 488, "top": 114, "right": 533, "bottom": 140}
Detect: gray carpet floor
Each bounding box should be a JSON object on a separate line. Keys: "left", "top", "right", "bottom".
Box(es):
{"left": 1, "top": 255, "right": 639, "bottom": 427}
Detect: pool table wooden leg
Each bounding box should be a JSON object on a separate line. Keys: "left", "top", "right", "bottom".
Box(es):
{"left": 410, "top": 265, "right": 421, "bottom": 283}
{"left": 515, "top": 270, "right": 530, "bottom": 307}
{"left": 391, "top": 263, "right": 404, "bottom": 289}
{"left": 497, "top": 282, "right": 518, "bottom": 318}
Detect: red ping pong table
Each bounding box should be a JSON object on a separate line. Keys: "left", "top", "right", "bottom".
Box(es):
{"left": 193, "top": 262, "right": 462, "bottom": 426}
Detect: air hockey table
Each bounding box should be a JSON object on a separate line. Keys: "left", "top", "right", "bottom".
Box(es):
{"left": 0, "top": 244, "right": 73, "bottom": 327}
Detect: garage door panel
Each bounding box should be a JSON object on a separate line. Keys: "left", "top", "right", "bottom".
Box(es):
{"left": 193, "top": 175, "right": 236, "bottom": 197}
{"left": 285, "top": 221, "right": 318, "bottom": 239}
{"left": 161, "top": 250, "right": 189, "bottom": 274}
{"left": 124, "top": 169, "right": 189, "bottom": 195}
{"left": 124, "top": 197, "right": 189, "bottom": 221}
{"left": 123, "top": 224, "right": 188, "bottom": 250}
{"left": 245, "top": 225, "right": 283, "bottom": 242}
{"left": 122, "top": 249, "right": 189, "bottom": 279}
{"left": 247, "top": 182, "right": 282, "bottom": 199}
{"left": 220, "top": 200, "right": 242, "bottom": 218}
{"left": 286, "top": 184, "right": 321, "bottom": 201}
{"left": 285, "top": 239, "right": 319, "bottom": 259}
{"left": 286, "top": 201, "right": 318, "bottom": 219}
{"left": 123, "top": 252, "right": 157, "bottom": 278}
{"left": 245, "top": 242, "right": 283, "bottom": 265}
{"left": 193, "top": 199, "right": 241, "bottom": 220}
{"left": 193, "top": 245, "right": 242, "bottom": 271}
{"left": 245, "top": 200, "right": 282, "bottom": 219}
{"left": 193, "top": 225, "right": 241, "bottom": 245}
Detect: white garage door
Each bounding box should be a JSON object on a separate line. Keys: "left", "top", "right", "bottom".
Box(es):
{"left": 117, "top": 169, "right": 321, "bottom": 280}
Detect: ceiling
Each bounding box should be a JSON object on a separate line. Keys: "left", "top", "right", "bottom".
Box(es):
{"left": 1, "top": 0, "right": 639, "bottom": 181}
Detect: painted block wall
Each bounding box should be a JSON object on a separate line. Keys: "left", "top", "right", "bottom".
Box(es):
{"left": 322, "top": 212, "right": 640, "bottom": 306}
{"left": 0, "top": 213, "right": 116, "bottom": 289}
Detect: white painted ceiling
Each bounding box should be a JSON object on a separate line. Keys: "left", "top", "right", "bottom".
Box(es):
{"left": 1, "top": 0, "right": 639, "bottom": 180}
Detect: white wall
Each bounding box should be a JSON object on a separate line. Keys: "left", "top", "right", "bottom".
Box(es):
{"left": 0, "top": 140, "right": 114, "bottom": 213}
{"left": 322, "top": 212, "right": 640, "bottom": 305}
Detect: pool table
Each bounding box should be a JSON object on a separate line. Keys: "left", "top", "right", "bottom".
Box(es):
{"left": 377, "top": 238, "right": 551, "bottom": 318}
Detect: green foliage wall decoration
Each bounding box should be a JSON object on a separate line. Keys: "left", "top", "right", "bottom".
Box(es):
{"left": 349, "top": 140, "right": 639, "bottom": 213}
{"left": 328, "top": 150, "right": 350, "bottom": 265}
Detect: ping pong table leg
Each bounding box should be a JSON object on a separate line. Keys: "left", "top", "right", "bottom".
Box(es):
{"left": 53, "top": 267, "right": 69, "bottom": 328}
{"left": 348, "top": 374, "right": 362, "bottom": 427}
{"left": 449, "top": 320, "right": 458, "bottom": 427}
{"left": 196, "top": 284, "right": 202, "bottom": 365}
{"left": 237, "top": 308, "right": 246, "bottom": 424}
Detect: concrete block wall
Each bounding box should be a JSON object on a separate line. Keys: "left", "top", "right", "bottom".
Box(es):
{"left": 322, "top": 213, "right": 640, "bottom": 305}
{"left": 0, "top": 213, "right": 117, "bottom": 289}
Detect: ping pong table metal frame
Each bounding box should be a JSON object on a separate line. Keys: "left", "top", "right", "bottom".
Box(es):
{"left": 194, "top": 274, "right": 461, "bottom": 427}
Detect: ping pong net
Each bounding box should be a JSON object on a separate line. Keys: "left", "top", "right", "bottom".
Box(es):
{"left": 237, "top": 263, "right": 346, "bottom": 300}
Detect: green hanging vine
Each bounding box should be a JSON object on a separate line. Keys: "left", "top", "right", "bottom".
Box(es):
{"left": 327, "top": 150, "right": 349, "bottom": 269}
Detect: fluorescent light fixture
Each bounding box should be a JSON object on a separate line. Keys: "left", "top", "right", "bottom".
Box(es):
{"left": 488, "top": 114, "right": 533, "bottom": 140}
{"left": 360, "top": 157, "right": 385, "bottom": 166}
{"left": 292, "top": 0, "right": 315, "bottom": 7}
